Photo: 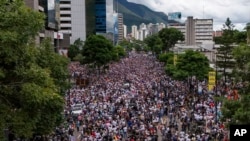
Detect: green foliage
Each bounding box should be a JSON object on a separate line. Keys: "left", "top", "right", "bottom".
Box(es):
{"left": 164, "top": 50, "right": 210, "bottom": 80}
{"left": 158, "top": 52, "right": 173, "bottom": 63}
{"left": 216, "top": 18, "right": 236, "bottom": 81}
{"left": 144, "top": 34, "right": 163, "bottom": 55}
{"left": 232, "top": 44, "right": 250, "bottom": 81}
{"left": 233, "top": 30, "right": 247, "bottom": 44}
{"left": 115, "top": 45, "right": 126, "bottom": 57}
{"left": 73, "top": 53, "right": 84, "bottom": 62}
{"left": 0, "top": 1, "right": 67, "bottom": 139}
{"left": 68, "top": 38, "right": 83, "bottom": 60}
{"left": 81, "top": 35, "right": 114, "bottom": 69}
{"left": 36, "top": 38, "right": 70, "bottom": 95}
{"left": 158, "top": 28, "right": 184, "bottom": 52}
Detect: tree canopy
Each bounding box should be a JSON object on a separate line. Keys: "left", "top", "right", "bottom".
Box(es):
{"left": 0, "top": 0, "right": 68, "bottom": 139}
{"left": 221, "top": 44, "right": 250, "bottom": 125}
{"left": 158, "top": 28, "right": 184, "bottom": 52}
{"left": 164, "top": 50, "right": 210, "bottom": 80}
{"left": 81, "top": 35, "right": 115, "bottom": 70}
{"left": 67, "top": 38, "right": 83, "bottom": 60}
{"left": 144, "top": 34, "right": 163, "bottom": 55}
{"left": 216, "top": 18, "right": 236, "bottom": 81}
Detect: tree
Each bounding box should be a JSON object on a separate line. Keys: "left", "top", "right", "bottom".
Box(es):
{"left": 232, "top": 44, "right": 250, "bottom": 81}
{"left": 233, "top": 30, "right": 247, "bottom": 44}
{"left": 144, "top": 34, "right": 163, "bottom": 55}
{"left": 0, "top": 0, "right": 66, "bottom": 139}
{"left": 158, "top": 27, "right": 184, "bottom": 52}
{"left": 216, "top": 18, "right": 236, "bottom": 81}
{"left": 165, "top": 50, "right": 210, "bottom": 80}
{"left": 81, "top": 35, "right": 114, "bottom": 73}
{"left": 68, "top": 38, "right": 83, "bottom": 60}
{"left": 115, "top": 45, "right": 126, "bottom": 58}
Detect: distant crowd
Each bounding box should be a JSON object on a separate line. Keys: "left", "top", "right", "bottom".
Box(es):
{"left": 55, "top": 51, "right": 239, "bottom": 141}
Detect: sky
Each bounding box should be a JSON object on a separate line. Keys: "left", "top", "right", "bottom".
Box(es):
{"left": 127, "top": 0, "right": 250, "bottom": 31}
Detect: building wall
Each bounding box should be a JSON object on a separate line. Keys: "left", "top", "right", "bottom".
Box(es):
{"left": 194, "top": 19, "right": 213, "bottom": 44}
{"left": 123, "top": 25, "right": 127, "bottom": 38}
{"left": 85, "top": 0, "right": 96, "bottom": 37}
{"left": 118, "top": 13, "right": 124, "bottom": 43}
{"left": 131, "top": 25, "right": 138, "bottom": 39}
{"left": 186, "top": 16, "right": 195, "bottom": 45}
{"left": 71, "top": 0, "right": 86, "bottom": 44}
{"left": 59, "top": 0, "right": 72, "bottom": 35}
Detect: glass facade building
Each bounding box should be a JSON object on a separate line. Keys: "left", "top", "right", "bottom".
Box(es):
{"left": 95, "top": 0, "right": 106, "bottom": 33}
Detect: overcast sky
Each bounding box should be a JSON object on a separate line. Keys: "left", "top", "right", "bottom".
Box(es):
{"left": 127, "top": 0, "right": 250, "bottom": 31}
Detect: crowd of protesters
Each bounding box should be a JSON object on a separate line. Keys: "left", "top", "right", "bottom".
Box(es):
{"left": 59, "top": 51, "right": 238, "bottom": 141}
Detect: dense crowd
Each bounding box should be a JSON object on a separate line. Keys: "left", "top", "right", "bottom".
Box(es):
{"left": 60, "top": 51, "right": 234, "bottom": 141}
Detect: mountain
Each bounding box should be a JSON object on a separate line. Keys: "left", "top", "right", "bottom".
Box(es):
{"left": 117, "top": 0, "right": 169, "bottom": 33}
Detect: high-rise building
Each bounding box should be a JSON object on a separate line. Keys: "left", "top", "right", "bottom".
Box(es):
{"left": 24, "top": 0, "right": 69, "bottom": 51}
{"left": 95, "top": 0, "right": 116, "bottom": 43}
{"left": 71, "top": 0, "right": 86, "bottom": 44}
{"left": 59, "top": 0, "right": 71, "bottom": 35}
{"left": 194, "top": 18, "right": 213, "bottom": 44}
{"left": 186, "top": 16, "right": 195, "bottom": 45}
{"left": 59, "top": 0, "right": 86, "bottom": 44}
{"left": 158, "top": 23, "right": 166, "bottom": 31}
{"left": 85, "top": 0, "right": 96, "bottom": 37}
{"left": 123, "top": 25, "right": 127, "bottom": 39}
{"left": 168, "top": 23, "right": 186, "bottom": 44}
{"left": 131, "top": 25, "right": 138, "bottom": 39}
{"left": 118, "top": 13, "right": 124, "bottom": 43}
{"left": 148, "top": 23, "right": 159, "bottom": 36}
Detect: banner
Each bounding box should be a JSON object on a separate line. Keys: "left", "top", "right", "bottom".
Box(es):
{"left": 173, "top": 55, "right": 178, "bottom": 66}
{"left": 208, "top": 71, "right": 216, "bottom": 91}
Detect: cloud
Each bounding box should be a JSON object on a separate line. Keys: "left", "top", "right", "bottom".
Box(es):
{"left": 127, "top": 0, "right": 250, "bottom": 30}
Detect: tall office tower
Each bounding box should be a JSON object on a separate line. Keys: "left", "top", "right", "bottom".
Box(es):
{"left": 148, "top": 23, "right": 159, "bottom": 36}
{"left": 24, "top": 0, "right": 68, "bottom": 51}
{"left": 85, "top": 0, "right": 96, "bottom": 37}
{"left": 168, "top": 23, "right": 186, "bottom": 44}
{"left": 71, "top": 0, "right": 86, "bottom": 44}
{"left": 123, "top": 25, "right": 127, "bottom": 38}
{"left": 186, "top": 16, "right": 195, "bottom": 45}
{"left": 131, "top": 25, "right": 138, "bottom": 39}
{"left": 95, "top": 0, "right": 116, "bottom": 43}
{"left": 59, "top": 0, "right": 71, "bottom": 35}
{"left": 59, "top": 0, "right": 86, "bottom": 44}
{"left": 194, "top": 19, "right": 213, "bottom": 45}
{"left": 118, "top": 13, "right": 124, "bottom": 43}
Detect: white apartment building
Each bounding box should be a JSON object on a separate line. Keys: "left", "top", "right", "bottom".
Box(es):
{"left": 194, "top": 19, "right": 213, "bottom": 44}
{"left": 169, "top": 17, "right": 213, "bottom": 46}
{"left": 131, "top": 25, "right": 138, "bottom": 39}
{"left": 123, "top": 25, "right": 127, "bottom": 38}
{"left": 59, "top": 0, "right": 86, "bottom": 44}
{"left": 158, "top": 23, "right": 166, "bottom": 31}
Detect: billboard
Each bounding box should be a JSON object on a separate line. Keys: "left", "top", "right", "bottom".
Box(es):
{"left": 168, "top": 12, "right": 182, "bottom": 21}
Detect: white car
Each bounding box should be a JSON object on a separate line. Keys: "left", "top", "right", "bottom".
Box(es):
{"left": 71, "top": 105, "right": 82, "bottom": 115}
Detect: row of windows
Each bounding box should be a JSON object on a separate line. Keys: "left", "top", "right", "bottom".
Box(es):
{"left": 61, "top": 21, "right": 71, "bottom": 24}
{"left": 60, "top": 1, "right": 70, "bottom": 4}
{"left": 60, "top": 8, "right": 71, "bottom": 10}
{"left": 61, "top": 14, "right": 71, "bottom": 17}
{"left": 60, "top": 27, "right": 71, "bottom": 30}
